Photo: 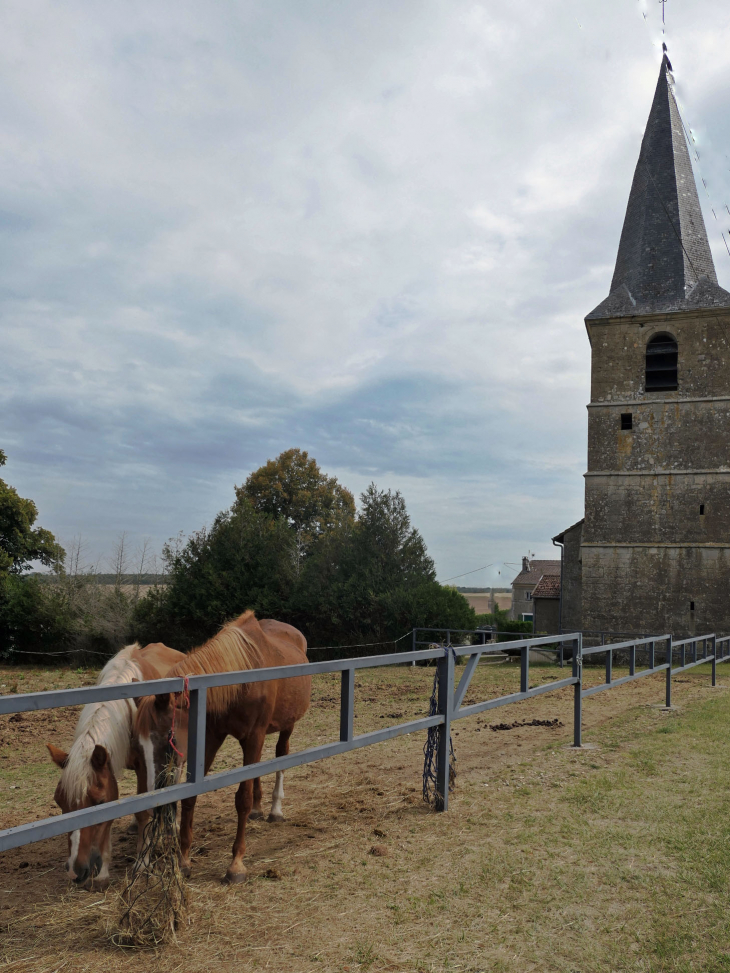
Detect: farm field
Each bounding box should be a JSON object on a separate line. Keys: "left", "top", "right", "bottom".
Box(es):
{"left": 2, "top": 658, "right": 730, "bottom": 972}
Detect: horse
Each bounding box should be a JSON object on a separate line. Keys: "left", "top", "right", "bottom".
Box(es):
{"left": 46, "top": 641, "right": 185, "bottom": 888}
{"left": 134, "top": 611, "right": 311, "bottom": 884}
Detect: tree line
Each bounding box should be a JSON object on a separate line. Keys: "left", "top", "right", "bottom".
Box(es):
{"left": 0, "top": 448, "right": 501, "bottom": 661}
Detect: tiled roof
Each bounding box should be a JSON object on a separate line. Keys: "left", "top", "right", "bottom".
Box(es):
{"left": 511, "top": 560, "right": 560, "bottom": 586}
{"left": 532, "top": 574, "right": 561, "bottom": 599}
{"left": 587, "top": 54, "right": 730, "bottom": 321}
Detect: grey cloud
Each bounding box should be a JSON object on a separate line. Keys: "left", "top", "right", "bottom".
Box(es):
{"left": 1, "top": 0, "right": 728, "bottom": 585}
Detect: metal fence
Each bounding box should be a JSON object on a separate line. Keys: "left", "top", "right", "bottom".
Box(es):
{"left": 1, "top": 628, "right": 728, "bottom": 853}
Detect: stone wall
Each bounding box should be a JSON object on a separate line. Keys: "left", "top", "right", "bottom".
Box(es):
{"left": 588, "top": 309, "right": 730, "bottom": 403}
{"left": 560, "top": 521, "right": 583, "bottom": 633}
{"left": 533, "top": 597, "right": 559, "bottom": 634}
{"left": 581, "top": 544, "right": 730, "bottom": 638}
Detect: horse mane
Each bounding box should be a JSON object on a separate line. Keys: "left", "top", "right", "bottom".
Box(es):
{"left": 60, "top": 644, "right": 142, "bottom": 804}
{"left": 170, "top": 611, "right": 262, "bottom": 717}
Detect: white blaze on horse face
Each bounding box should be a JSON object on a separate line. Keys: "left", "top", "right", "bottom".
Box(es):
{"left": 270, "top": 771, "right": 285, "bottom": 819}
{"left": 141, "top": 737, "right": 155, "bottom": 792}
{"left": 68, "top": 829, "right": 81, "bottom": 879}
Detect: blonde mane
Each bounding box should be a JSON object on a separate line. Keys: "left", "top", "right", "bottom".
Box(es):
{"left": 60, "top": 644, "right": 143, "bottom": 804}
{"left": 170, "top": 611, "right": 262, "bottom": 716}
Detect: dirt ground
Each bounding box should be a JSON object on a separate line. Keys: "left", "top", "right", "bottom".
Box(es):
{"left": 0, "top": 659, "right": 727, "bottom": 972}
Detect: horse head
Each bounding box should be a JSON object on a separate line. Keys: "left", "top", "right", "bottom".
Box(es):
{"left": 133, "top": 692, "right": 188, "bottom": 793}
{"left": 46, "top": 741, "right": 118, "bottom": 887}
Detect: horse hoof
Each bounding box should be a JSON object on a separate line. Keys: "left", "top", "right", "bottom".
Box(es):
{"left": 267, "top": 812, "right": 285, "bottom": 823}
{"left": 222, "top": 869, "right": 248, "bottom": 885}
{"left": 248, "top": 809, "right": 264, "bottom": 820}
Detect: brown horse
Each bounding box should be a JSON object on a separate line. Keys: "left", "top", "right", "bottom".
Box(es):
{"left": 47, "top": 641, "right": 184, "bottom": 888}
{"left": 134, "top": 611, "right": 311, "bottom": 884}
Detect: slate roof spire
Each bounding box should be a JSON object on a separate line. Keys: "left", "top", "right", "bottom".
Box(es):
{"left": 587, "top": 54, "right": 730, "bottom": 319}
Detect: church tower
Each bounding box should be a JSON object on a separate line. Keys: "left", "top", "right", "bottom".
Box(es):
{"left": 579, "top": 53, "right": 730, "bottom": 637}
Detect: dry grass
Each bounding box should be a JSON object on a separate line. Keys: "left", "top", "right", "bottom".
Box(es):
{"left": 2, "top": 659, "right": 730, "bottom": 971}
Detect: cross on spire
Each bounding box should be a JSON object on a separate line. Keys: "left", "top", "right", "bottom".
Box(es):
{"left": 659, "top": 0, "right": 667, "bottom": 26}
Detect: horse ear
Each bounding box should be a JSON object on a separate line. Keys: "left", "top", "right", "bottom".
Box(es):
{"left": 91, "top": 744, "right": 108, "bottom": 771}
{"left": 47, "top": 743, "right": 68, "bottom": 769}
{"left": 154, "top": 692, "right": 171, "bottom": 711}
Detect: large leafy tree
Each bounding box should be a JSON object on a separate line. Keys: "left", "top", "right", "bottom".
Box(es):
{"left": 0, "top": 450, "right": 64, "bottom": 575}
{"left": 135, "top": 458, "right": 475, "bottom": 654}
{"left": 294, "top": 484, "right": 475, "bottom": 647}
{"left": 134, "top": 497, "right": 297, "bottom": 650}
{"left": 238, "top": 448, "right": 355, "bottom": 548}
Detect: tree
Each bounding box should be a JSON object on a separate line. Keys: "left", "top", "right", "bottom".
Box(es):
{"left": 293, "top": 484, "right": 474, "bottom": 647}
{"left": 0, "top": 450, "right": 67, "bottom": 655}
{"left": 133, "top": 498, "right": 297, "bottom": 650}
{"left": 238, "top": 449, "right": 355, "bottom": 567}
{"left": 0, "top": 450, "right": 64, "bottom": 575}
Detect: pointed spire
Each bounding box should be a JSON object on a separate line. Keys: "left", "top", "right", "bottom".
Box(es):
{"left": 588, "top": 54, "right": 730, "bottom": 319}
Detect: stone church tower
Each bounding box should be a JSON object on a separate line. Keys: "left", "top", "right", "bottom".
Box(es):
{"left": 556, "top": 54, "right": 730, "bottom": 638}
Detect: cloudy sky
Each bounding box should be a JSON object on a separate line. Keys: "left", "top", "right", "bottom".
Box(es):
{"left": 2, "top": 0, "right": 730, "bottom": 585}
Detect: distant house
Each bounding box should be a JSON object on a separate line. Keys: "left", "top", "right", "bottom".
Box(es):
{"left": 531, "top": 573, "right": 561, "bottom": 634}
{"left": 510, "top": 558, "right": 561, "bottom": 623}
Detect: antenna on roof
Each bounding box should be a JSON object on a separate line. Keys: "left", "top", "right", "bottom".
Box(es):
{"left": 659, "top": 0, "right": 667, "bottom": 29}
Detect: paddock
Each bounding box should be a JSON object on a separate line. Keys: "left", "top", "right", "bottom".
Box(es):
{"left": 2, "top": 656, "right": 730, "bottom": 972}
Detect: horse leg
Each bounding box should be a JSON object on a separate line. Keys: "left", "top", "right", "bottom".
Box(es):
{"left": 132, "top": 762, "right": 151, "bottom": 856}
{"left": 180, "top": 734, "right": 223, "bottom": 877}
{"left": 94, "top": 824, "right": 113, "bottom": 890}
{"left": 224, "top": 730, "right": 266, "bottom": 884}
{"left": 179, "top": 795, "right": 197, "bottom": 878}
{"left": 268, "top": 728, "right": 292, "bottom": 823}
{"left": 249, "top": 777, "right": 264, "bottom": 820}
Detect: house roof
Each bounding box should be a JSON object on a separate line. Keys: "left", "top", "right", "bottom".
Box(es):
{"left": 511, "top": 559, "right": 560, "bottom": 587}
{"left": 532, "top": 574, "right": 561, "bottom": 599}
{"left": 552, "top": 518, "right": 584, "bottom": 544}
{"left": 587, "top": 53, "right": 730, "bottom": 321}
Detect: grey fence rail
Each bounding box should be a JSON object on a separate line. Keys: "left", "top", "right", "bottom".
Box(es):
{"left": 1, "top": 629, "right": 728, "bottom": 853}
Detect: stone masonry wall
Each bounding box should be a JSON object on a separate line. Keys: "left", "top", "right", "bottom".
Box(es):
{"left": 560, "top": 522, "right": 583, "bottom": 633}
{"left": 588, "top": 309, "right": 730, "bottom": 403}
{"left": 582, "top": 544, "right": 730, "bottom": 638}
{"left": 584, "top": 473, "right": 730, "bottom": 543}
{"left": 582, "top": 306, "right": 730, "bottom": 637}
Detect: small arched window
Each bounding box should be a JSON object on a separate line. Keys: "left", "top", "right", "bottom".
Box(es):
{"left": 645, "top": 333, "right": 678, "bottom": 391}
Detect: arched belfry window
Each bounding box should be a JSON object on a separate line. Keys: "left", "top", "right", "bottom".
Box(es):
{"left": 645, "top": 333, "right": 678, "bottom": 391}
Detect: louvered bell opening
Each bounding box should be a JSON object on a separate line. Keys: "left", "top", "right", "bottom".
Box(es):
{"left": 645, "top": 335, "right": 678, "bottom": 391}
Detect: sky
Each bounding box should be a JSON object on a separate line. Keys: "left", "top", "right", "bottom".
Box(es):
{"left": 2, "top": 0, "right": 730, "bottom": 587}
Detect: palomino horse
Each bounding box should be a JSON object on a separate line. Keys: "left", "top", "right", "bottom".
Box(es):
{"left": 134, "top": 611, "right": 311, "bottom": 884}
{"left": 47, "top": 641, "right": 184, "bottom": 888}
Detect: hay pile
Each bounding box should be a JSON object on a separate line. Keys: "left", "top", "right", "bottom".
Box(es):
{"left": 111, "top": 758, "right": 188, "bottom": 948}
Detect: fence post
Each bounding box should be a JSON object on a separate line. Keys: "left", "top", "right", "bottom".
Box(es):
{"left": 648, "top": 640, "right": 655, "bottom": 670}
{"left": 559, "top": 640, "right": 564, "bottom": 669}
{"left": 629, "top": 642, "right": 636, "bottom": 677}
{"left": 573, "top": 634, "right": 582, "bottom": 748}
{"left": 186, "top": 686, "right": 207, "bottom": 784}
{"left": 605, "top": 646, "right": 612, "bottom": 687}
{"left": 340, "top": 668, "right": 355, "bottom": 742}
{"left": 712, "top": 635, "right": 717, "bottom": 688}
{"left": 411, "top": 628, "right": 417, "bottom": 668}
{"left": 435, "top": 647, "right": 455, "bottom": 812}
{"left": 520, "top": 645, "right": 529, "bottom": 694}
{"left": 665, "top": 635, "right": 673, "bottom": 708}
